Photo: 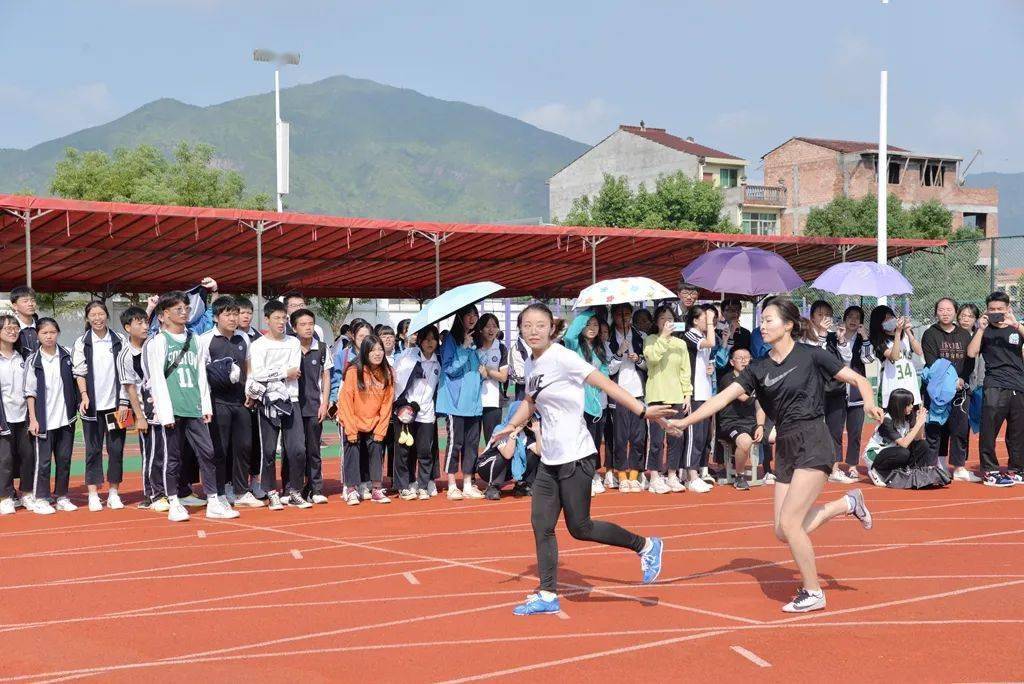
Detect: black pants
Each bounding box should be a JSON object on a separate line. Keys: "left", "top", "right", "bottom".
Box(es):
{"left": 979, "top": 387, "right": 1024, "bottom": 473}
{"left": 158, "top": 418, "right": 218, "bottom": 499}
{"left": 873, "top": 440, "right": 932, "bottom": 478}
{"left": 645, "top": 403, "right": 685, "bottom": 472}
{"left": 138, "top": 427, "right": 161, "bottom": 502}
{"left": 532, "top": 457, "right": 645, "bottom": 593}
{"left": 926, "top": 391, "right": 969, "bottom": 468}
{"left": 344, "top": 433, "right": 383, "bottom": 486}
{"left": 842, "top": 405, "right": 865, "bottom": 466}
{"left": 302, "top": 416, "right": 324, "bottom": 496}
{"left": 445, "top": 415, "right": 481, "bottom": 476}
{"left": 210, "top": 402, "right": 253, "bottom": 496}
{"left": 33, "top": 424, "right": 75, "bottom": 500}
{"left": 586, "top": 412, "right": 605, "bottom": 473}
{"left": 0, "top": 422, "right": 31, "bottom": 499}
{"left": 481, "top": 406, "right": 503, "bottom": 445}
{"left": 258, "top": 404, "right": 306, "bottom": 494}
{"left": 248, "top": 406, "right": 262, "bottom": 478}
{"left": 83, "top": 409, "right": 126, "bottom": 486}
{"left": 613, "top": 400, "right": 646, "bottom": 471}
{"left": 394, "top": 421, "right": 436, "bottom": 491}
{"left": 822, "top": 393, "right": 847, "bottom": 465}
{"left": 683, "top": 401, "right": 709, "bottom": 470}
{"left": 602, "top": 407, "right": 615, "bottom": 470}
{"left": 514, "top": 383, "right": 526, "bottom": 401}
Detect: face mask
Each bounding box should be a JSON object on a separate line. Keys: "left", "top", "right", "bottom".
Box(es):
{"left": 882, "top": 319, "right": 898, "bottom": 333}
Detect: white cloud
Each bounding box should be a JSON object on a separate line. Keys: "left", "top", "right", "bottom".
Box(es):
{"left": 519, "top": 98, "right": 614, "bottom": 144}
{"left": 0, "top": 82, "right": 119, "bottom": 147}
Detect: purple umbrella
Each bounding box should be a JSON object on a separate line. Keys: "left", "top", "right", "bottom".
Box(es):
{"left": 811, "top": 261, "right": 913, "bottom": 297}
{"left": 681, "top": 246, "right": 804, "bottom": 296}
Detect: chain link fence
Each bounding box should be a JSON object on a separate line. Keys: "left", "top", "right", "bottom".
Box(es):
{"left": 793, "top": 235, "right": 1024, "bottom": 324}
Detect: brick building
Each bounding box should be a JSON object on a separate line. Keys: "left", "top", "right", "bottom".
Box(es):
{"left": 762, "top": 137, "right": 999, "bottom": 237}
{"left": 548, "top": 124, "right": 787, "bottom": 232}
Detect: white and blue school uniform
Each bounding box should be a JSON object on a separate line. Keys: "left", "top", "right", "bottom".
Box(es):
{"left": 393, "top": 347, "right": 441, "bottom": 491}
{"left": 72, "top": 329, "right": 127, "bottom": 489}
{"left": 24, "top": 346, "right": 79, "bottom": 501}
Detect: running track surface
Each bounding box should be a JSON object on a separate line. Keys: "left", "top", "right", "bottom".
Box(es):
{"left": 2, "top": 461, "right": 1023, "bottom": 682}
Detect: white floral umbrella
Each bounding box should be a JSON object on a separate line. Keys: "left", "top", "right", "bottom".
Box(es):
{"left": 573, "top": 277, "right": 675, "bottom": 310}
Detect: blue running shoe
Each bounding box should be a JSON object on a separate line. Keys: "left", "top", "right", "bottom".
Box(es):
{"left": 513, "top": 593, "right": 561, "bottom": 616}
{"left": 640, "top": 537, "right": 663, "bottom": 584}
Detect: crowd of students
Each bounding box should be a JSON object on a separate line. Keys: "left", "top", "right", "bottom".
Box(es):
{"left": 1, "top": 277, "right": 1022, "bottom": 527}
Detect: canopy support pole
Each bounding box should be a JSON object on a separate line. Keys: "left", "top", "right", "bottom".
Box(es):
{"left": 582, "top": 236, "right": 607, "bottom": 285}
{"left": 4, "top": 209, "right": 51, "bottom": 289}
{"left": 412, "top": 231, "right": 451, "bottom": 297}
{"left": 241, "top": 219, "right": 281, "bottom": 315}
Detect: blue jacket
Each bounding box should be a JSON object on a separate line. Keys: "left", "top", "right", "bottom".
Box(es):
{"left": 148, "top": 284, "right": 213, "bottom": 337}
{"left": 436, "top": 334, "right": 483, "bottom": 417}
{"left": 921, "top": 358, "right": 958, "bottom": 426}
{"left": 329, "top": 345, "right": 357, "bottom": 403}
{"left": 563, "top": 311, "right": 610, "bottom": 418}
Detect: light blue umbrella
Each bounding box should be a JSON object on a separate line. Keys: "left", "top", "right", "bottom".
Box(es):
{"left": 408, "top": 281, "right": 504, "bottom": 334}
{"left": 811, "top": 261, "right": 913, "bottom": 297}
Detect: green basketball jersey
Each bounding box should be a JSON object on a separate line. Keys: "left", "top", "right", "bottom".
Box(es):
{"left": 162, "top": 331, "right": 202, "bottom": 418}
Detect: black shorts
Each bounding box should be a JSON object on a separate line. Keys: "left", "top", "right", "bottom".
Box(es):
{"left": 774, "top": 419, "right": 834, "bottom": 484}
{"left": 717, "top": 421, "right": 756, "bottom": 445}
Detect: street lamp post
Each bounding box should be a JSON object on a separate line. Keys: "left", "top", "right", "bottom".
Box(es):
{"left": 253, "top": 49, "right": 300, "bottom": 212}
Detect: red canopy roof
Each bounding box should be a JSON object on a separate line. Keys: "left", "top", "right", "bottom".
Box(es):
{"left": 0, "top": 194, "right": 943, "bottom": 298}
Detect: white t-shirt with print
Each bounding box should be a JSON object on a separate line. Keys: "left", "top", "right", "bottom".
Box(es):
{"left": 881, "top": 337, "right": 921, "bottom": 406}
{"left": 477, "top": 339, "right": 508, "bottom": 409}
{"left": 525, "top": 343, "right": 596, "bottom": 466}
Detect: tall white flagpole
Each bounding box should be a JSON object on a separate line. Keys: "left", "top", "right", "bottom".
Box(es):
{"left": 877, "top": 0, "right": 889, "bottom": 305}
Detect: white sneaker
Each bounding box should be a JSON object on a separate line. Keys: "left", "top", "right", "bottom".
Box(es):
{"left": 427, "top": 480, "right": 438, "bottom": 497}
{"left": 55, "top": 497, "right": 78, "bottom": 512}
{"left": 88, "top": 494, "right": 103, "bottom": 512}
{"left": 400, "top": 489, "right": 417, "bottom": 501}
{"left": 631, "top": 478, "right": 643, "bottom": 492}
{"left": 687, "top": 478, "right": 712, "bottom": 494}
{"left": 619, "top": 479, "right": 632, "bottom": 493}
{"left": 417, "top": 488, "right": 430, "bottom": 500}
{"left": 867, "top": 467, "right": 887, "bottom": 488}
{"left": 462, "top": 483, "right": 485, "bottom": 499}
{"left": 286, "top": 491, "right": 313, "bottom": 509}
{"left": 953, "top": 467, "right": 982, "bottom": 483}
{"left": 206, "top": 497, "right": 240, "bottom": 519}
{"left": 151, "top": 497, "right": 170, "bottom": 512}
{"left": 167, "top": 499, "right": 190, "bottom": 522}
{"left": 638, "top": 473, "right": 649, "bottom": 491}
{"left": 31, "top": 499, "right": 56, "bottom": 515}
{"left": 648, "top": 474, "right": 670, "bottom": 495}
{"left": 782, "top": 588, "right": 826, "bottom": 613}
{"left": 700, "top": 467, "right": 716, "bottom": 484}
{"left": 763, "top": 473, "right": 776, "bottom": 485}
{"left": 19, "top": 493, "right": 35, "bottom": 510}
{"left": 447, "top": 486, "right": 464, "bottom": 501}
{"left": 0, "top": 498, "right": 15, "bottom": 515}
{"left": 267, "top": 491, "right": 284, "bottom": 511}
{"left": 106, "top": 491, "right": 124, "bottom": 510}
{"left": 828, "top": 471, "right": 857, "bottom": 485}
{"left": 360, "top": 482, "right": 372, "bottom": 501}
{"left": 590, "top": 479, "right": 600, "bottom": 497}
{"left": 666, "top": 474, "right": 686, "bottom": 492}
{"left": 345, "top": 490, "right": 361, "bottom": 506}
{"left": 604, "top": 471, "right": 618, "bottom": 490}
{"left": 235, "top": 492, "right": 266, "bottom": 508}
{"left": 312, "top": 494, "right": 329, "bottom": 504}
{"left": 592, "top": 474, "right": 606, "bottom": 494}
{"left": 846, "top": 467, "right": 860, "bottom": 481}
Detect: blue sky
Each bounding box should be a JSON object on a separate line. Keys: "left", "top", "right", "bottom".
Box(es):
{"left": 2, "top": 0, "right": 1022, "bottom": 177}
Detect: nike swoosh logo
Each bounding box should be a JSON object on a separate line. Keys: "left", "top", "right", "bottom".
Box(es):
{"left": 764, "top": 367, "right": 797, "bottom": 388}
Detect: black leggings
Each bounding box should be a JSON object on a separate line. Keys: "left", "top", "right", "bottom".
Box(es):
{"left": 0, "top": 422, "right": 31, "bottom": 499}
{"left": 393, "top": 421, "right": 436, "bottom": 491}
{"left": 586, "top": 412, "right": 605, "bottom": 472}
{"left": 481, "top": 406, "right": 502, "bottom": 445}
{"left": 343, "top": 433, "right": 383, "bottom": 486}
{"left": 873, "top": 440, "right": 931, "bottom": 478}
{"left": 532, "top": 457, "right": 645, "bottom": 593}
{"left": 33, "top": 424, "right": 75, "bottom": 500}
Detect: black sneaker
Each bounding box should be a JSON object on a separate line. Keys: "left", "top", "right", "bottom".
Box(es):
{"left": 287, "top": 490, "right": 313, "bottom": 509}
{"left": 484, "top": 485, "right": 501, "bottom": 500}
{"left": 733, "top": 477, "right": 750, "bottom": 491}
{"left": 512, "top": 482, "right": 529, "bottom": 498}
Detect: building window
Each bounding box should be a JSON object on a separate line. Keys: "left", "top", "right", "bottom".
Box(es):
{"left": 719, "top": 168, "right": 738, "bottom": 188}
{"left": 888, "top": 161, "right": 902, "bottom": 184}
{"left": 922, "top": 162, "right": 943, "bottom": 187}
{"left": 742, "top": 212, "right": 778, "bottom": 235}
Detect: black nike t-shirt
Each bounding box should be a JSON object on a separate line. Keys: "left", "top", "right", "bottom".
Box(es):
{"left": 735, "top": 343, "right": 845, "bottom": 430}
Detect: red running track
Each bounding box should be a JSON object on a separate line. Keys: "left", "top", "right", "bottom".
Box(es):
{"left": 0, "top": 466, "right": 1022, "bottom": 682}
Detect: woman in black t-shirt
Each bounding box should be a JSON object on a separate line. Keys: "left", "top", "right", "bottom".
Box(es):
{"left": 669, "top": 298, "right": 884, "bottom": 614}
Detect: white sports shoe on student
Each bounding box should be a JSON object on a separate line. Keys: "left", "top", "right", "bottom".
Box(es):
{"left": 0, "top": 498, "right": 15, "bottom": 515}
{"left": 687, "top": 478, "right": 712, "bottom": 494}
{"left": 604, "top": 471, "right": 618, "bottom": 490}
{"left": 311, "top": 494, "right": 329, "bottom": 505}
{"left": 463, "top": 483, "right": 485, "bottom": 499}
{"left": 56, "top": 497, "right": 78, "bottom": 512}
{"left": 106, "top": 491, "right": 124, "bottom": 510}
{"left": 592, "top": 474, "right": 606, "bottom": 495}
{"left": 638, "top": 473, "right": 649, "bottom": 490}
{"left": 267, "top": 491, "right": 284, "bottom": 511}
{"left": 31, "top": 499, "right": 56, "bottom": 515}
{"left": 167, "top": 499, "right": 190, "bottom": 522}
{"left": 20, "top": 494, "right": 35, "bottom": 510}
{"left": 151, "top": 497, "right": 170, "bottom": 512}
{"left": 867, "top": 468, "right": 887, "bottom": 488}
{"left": 206, "top": 497, "right": 240, "bottom": 519}
{"left": 648, "top": 474, "right": 670, "bottom": 495}
{"left": 417, "top": 488, "right": 430, "bottom": 500}
{"left": 235, "top": 492, "right": 266, "bottom": 508}
{"left": 345, "top": 490, "right": 361, "bottom": 506}
{"left": 953, "top": 467, "right": 982, "bottom": 483}
{"left": 88, "top": 493, "right": 103, "bottom": 512}
{"left": 782, "top": 588, "right": 826, "bottom": 613}
{"left": 360, "top": 482, "right": 372, "bottom": 500}
{"left": 666, "top": 474, "right": 686, "bottom": 492}
{"left": 828, "top": 470, "right": 857, "bottom": 485}
{"left": 446, "top": 486, "right": 464, "bottom": 501}
{"left": 427, "top": 481, "right": 438, "bottom": 497}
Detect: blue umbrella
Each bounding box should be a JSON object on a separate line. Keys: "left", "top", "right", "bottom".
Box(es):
{"left": 408, "top": 281, "right": 504, "bottom": 334}
{"left": 811, "top": 261, "right": 913, "bottom": 297}
{"left": 682, "top": 246, "right": 803, "bottom": 296}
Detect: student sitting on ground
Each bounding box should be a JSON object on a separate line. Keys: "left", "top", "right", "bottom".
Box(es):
{"left": 865, "top": 388, "right": 931, "bottom": 487}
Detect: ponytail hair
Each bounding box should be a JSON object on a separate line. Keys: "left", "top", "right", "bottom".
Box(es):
{"left": 763, "top": 298, "right": 802, "bottom": 340}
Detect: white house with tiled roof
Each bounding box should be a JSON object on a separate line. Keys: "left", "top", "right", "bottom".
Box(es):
{"left": 548, "top": 123, "right": 786, "bottom": 233}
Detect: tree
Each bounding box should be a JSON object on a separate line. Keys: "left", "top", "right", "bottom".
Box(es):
{"left": 804, "top": 195, "right": 953, "bottom": 240}
{"left": 50, "top": 142, "right": 270, "bottom": 209}
{"left": 558, "top": 172, "right": 731, "bottom": 231}
{"left": 310, "top": 297, "right": 372, "bottom": 339}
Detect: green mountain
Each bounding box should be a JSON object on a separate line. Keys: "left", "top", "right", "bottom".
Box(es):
{"left": 0, "top": 75, "right": 588, "bottom": 222}
{"left": 967, "top": 171, "right": 1024, "bottom": 237}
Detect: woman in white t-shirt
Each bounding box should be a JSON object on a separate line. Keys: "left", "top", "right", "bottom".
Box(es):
{"left": 490, "top": 304, "right": 674, "bottom": 616}
{"left": 869, "top": 306, "right": 923, "bottom": 407}
{"left": 682, "top": 305, "right": 717, "bottom": 492}
{"left": 473, "top": 314, "right": 509, "bottom": 445}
